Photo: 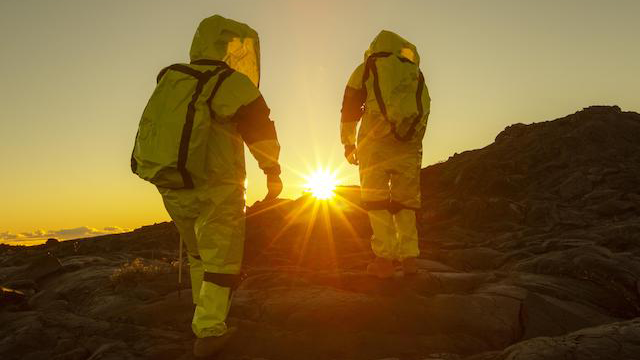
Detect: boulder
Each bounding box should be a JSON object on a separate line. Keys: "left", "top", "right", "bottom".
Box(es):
{"left": 590, "top": 199, "right": 635, "bottom": 216}
{"left": 22, "top": 254, "right": 62, "bottom": 282}
{"left": 45, "top": 238, "right": 59, "bottom": 246}
{"left": 468, "top": 318, "right": 640, "bottom": 360}
{"left": 0, "top": 287, "right": 26, "bottom": 305}
{"left": 556, "top": 172, "right": 592, "bottom": 200}
{"left": 524, "top": 202, "right": 558, "bottom": 228}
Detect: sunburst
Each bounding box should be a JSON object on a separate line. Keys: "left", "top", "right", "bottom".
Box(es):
{"left": 303, "top": 168, "right": 339, "bottom": 200}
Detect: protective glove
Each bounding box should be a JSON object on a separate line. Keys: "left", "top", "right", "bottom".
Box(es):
{"left": 344, "top": 144, "right": 358, "bottom": 165}
{"left": 264, "top": 173, "right": 283, "bottom": 201}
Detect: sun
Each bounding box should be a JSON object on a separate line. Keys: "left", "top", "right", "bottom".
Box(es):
{"left": 304, "top": 168, "right": 339, "bottom": 200}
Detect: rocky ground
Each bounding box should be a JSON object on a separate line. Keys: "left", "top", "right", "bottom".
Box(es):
{"left": 1, "top": 105, "right": 640, "bottom": 360}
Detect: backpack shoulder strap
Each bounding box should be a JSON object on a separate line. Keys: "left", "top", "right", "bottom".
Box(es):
{"left": 206, "top": 68, "right": 235, "bottom": 119}
{"left": 361, "top": 52, "right": 392, "bottom": 89}
{"left": 155, "top": 62, "right": 233, "bottom": 119}
{"left": 395, "top": 70, "right": 425, "bottom": 141}
{"left": 175, "top": 66, "right": 224, "bottom": 189}
{"left": 361, "top": 52, "right": 392, "bottom": 123}
{"left": 156, "top": 64, "right": 206, "bottom": 83}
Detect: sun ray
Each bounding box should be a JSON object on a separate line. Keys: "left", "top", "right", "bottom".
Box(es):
{"left": 319, "top": 200, "right": 342, "bottom": 272}
{"left": 297, "top": 199, "right": 321, "bottom": 266}
{"left": 265, "top": 196, "right": 315, "bottom": 246}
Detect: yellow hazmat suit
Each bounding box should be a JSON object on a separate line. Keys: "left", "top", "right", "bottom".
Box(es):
{"left": 155, "top": 15, "right": 281, "bottom": 338}
{"left": 341, "top": 30, "right": 430, "bottom": 265}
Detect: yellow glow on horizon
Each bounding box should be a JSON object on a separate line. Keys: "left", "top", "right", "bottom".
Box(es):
{"left": 2, "top": 0, "right": 639, "bottom": 237}
{"left": 304, "top": 168, "right": 339, "bottom": 200}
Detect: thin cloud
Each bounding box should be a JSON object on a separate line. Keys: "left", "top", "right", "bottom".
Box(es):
{"left": 0, "top": 232, "right": 19, "bottom": 240}
{"left": 0, "top": 226, "right": 130, "bottom": 244}
{"left": 103, "top": 226, "right": 124, "bottom": 232}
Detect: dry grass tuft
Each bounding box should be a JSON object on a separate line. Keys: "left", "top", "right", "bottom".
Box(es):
{"left": 110, "top": 257, "right": 177, "bottom": 286}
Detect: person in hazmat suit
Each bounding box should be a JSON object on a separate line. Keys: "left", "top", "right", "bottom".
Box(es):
{"left": 131, "top": 15, "right": 282, "bottom": 357}
{"left": 340, "top": 30, "right": 430, "bottom": 279}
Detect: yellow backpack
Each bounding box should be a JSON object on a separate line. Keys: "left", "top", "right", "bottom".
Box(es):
{"left": 363, "top": 52, "right": 428, "bottom": 141}
{"left": 131, "top": 61, "right": 233, "bottom": 189}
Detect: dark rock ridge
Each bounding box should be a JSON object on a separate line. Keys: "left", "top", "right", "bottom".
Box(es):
{"left": 1, "top": 105, "right": 640, "bottom": 359}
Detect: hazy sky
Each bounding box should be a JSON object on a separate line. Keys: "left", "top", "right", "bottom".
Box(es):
{"left": 1, "top": 0, "right": 639, "bottom": 242}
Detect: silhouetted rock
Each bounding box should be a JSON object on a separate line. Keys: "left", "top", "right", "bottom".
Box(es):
{"left": 465, "top": 318, "right": 640, "bottom": 360}
{"left": 1, "top": 106, "right": 639, "bottom": 359}
{"left": 0, "top": 287, "right": 26, "bottom": 305}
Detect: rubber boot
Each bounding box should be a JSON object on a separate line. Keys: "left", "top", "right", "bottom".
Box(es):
{"left": 402, "top": 257, "right": 418, "bottom": 276}
{"left": 366, "top": 257, "right": 395, "bottom": 279}
{"left": 193, "top": 327, "right": 237, "bottom": 358}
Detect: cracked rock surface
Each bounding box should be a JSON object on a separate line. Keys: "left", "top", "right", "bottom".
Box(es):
{"left": 2, "top": 106, "right": 640, "bottom": 360}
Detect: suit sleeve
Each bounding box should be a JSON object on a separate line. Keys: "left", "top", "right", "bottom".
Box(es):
{"left": 340, "top": 64, "right": 366, "bottom": 146}
{"left": 233, "top": 95, "right": 281, "bottom": 175}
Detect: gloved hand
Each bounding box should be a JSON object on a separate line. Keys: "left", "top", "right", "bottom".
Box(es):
{"left": 344, "top": 144, "right": 358, "bottom": 165}
{"left": 264, "top": 173, "right": 283, "bottom": 201}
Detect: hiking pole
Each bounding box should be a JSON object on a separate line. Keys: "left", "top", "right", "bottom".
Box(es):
{"left": 178, "top": 236, "right": 183, "bottom": 299}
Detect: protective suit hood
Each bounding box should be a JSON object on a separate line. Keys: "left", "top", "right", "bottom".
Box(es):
{"left": 190, "top": 15, "right": 261, "bottom": 86}
{"left": 365, "top": 30, "right": 420, "bottom": 65}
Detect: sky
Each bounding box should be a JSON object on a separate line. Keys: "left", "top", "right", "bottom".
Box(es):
{"left": 1, "top": 0, "right": 639, "bottom": 244}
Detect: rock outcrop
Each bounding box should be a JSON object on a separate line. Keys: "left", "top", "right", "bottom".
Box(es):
{"left": 1, "top": 105, "right": 639, "bottom": 359}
